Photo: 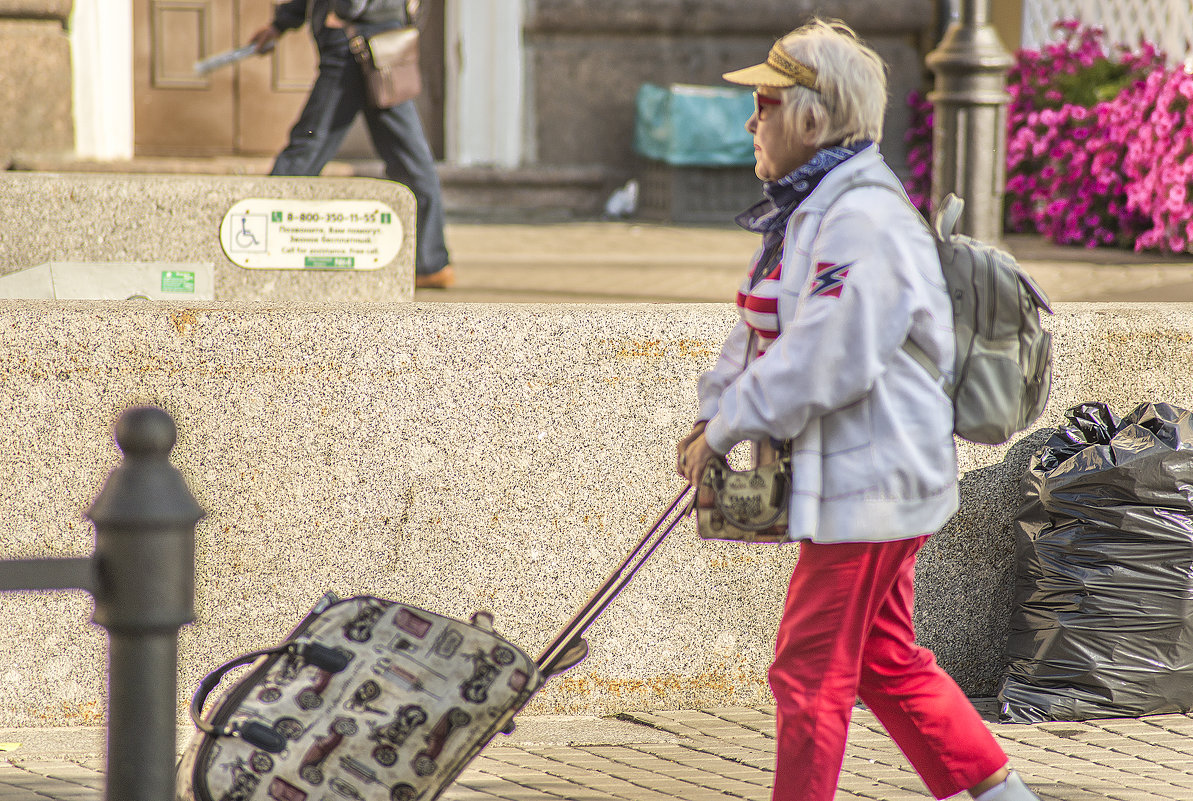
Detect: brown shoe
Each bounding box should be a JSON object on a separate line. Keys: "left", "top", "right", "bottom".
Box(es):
{"left": 415, "top": 265, "right": 455, "bottom": 289}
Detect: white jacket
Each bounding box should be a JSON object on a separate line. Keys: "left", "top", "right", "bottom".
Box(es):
{"left": 698, "top": 145, "right": 958, "bottom": 543}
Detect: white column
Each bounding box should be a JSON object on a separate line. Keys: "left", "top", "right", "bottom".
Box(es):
{"left": 445, "top": 0, "right": 525, "bottom": 167}
{"left": 71, "top": 0, "right": 135, "bottom": 160}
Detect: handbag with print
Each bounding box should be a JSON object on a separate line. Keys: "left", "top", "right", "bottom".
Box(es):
{"left": 696, "top": 449, "right": 791, "bottom": 543}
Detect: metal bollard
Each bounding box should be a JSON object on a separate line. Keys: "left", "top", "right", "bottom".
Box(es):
{"left": 87, "top": 406, "right": 204, "bottom": 801}
{"left": 926, "top": 0, "right": 1014, "bottom": 244}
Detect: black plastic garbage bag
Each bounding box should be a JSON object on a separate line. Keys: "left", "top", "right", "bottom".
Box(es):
{"left": 998, "top": 401, "right": 1193, "bottom": 722}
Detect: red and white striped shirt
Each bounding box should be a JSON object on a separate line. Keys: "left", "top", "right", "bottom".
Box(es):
{"left": 736, "top": 259, "right": 783, "bottom": 356}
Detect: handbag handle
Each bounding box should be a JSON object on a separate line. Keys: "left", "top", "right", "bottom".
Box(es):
{"left": 190, "top": 641, "right": 351, "bottom": 753}
{"left": 705, "top": 458, "right": 791, "bottom": 531}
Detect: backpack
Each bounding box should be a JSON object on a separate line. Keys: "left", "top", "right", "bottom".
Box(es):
{"left": 903, "top": 193, "right": 1054, "bottom": 445}
{"left": 818, "top": 180, "right": 1054, "bottom": 445}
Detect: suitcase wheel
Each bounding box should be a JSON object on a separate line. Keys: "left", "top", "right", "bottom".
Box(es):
{"left": 297, "top": 691, "right": 323, "bottom": 710}
{"left": 257, "top": 687, "right": 282, "bottom": 703}
{"left": 332, "top": 718, "right": 359, "bottom": 737}
{"left": 249, "top": 752, "right": 274, "bottom": 773}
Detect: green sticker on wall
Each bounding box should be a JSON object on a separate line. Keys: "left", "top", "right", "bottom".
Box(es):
{"left": 161, "top": 271, "right": 196, "bottom": 293}
{"left": 305, "top": 256, "right": 355, "bottom": 268}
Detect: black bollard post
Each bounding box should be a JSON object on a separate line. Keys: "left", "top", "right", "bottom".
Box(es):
{"left": 86, "top": 406, "right": 204, "bottom": 801}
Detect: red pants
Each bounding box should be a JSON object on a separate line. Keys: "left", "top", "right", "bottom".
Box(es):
{"left": 769, "top": 536, "right": 1007, "bottom": 801}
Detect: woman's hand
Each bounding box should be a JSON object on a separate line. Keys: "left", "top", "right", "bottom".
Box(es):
{"left": 677, "top": 425, "right": 718, "bottom": 487}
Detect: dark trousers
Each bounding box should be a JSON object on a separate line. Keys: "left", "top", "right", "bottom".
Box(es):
{"left": 271, "top": 39, "right": 450, "bottom": 275}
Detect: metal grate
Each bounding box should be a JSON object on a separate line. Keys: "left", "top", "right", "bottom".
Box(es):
{"left": 1022, "top": 0, "right": 1192, "bottom": 61}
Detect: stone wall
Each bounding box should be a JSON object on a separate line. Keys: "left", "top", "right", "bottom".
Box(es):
{"left": 0, "top": 173, "right": 418, "bottom": 302}
{"left": 0, "top": 300, "right": 1190, "bottom": 727}
{"left": 0, "top": 2, "right": 74, "bottom": 165}
{"left": 523, "top": 0, "right": 935, "bottom": 181}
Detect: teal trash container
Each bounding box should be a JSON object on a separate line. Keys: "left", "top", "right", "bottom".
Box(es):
{"left": 633, "top": 82, "right": 755, "bottom": 166}
{"left": 632, "top": 83, "right": 762, "bottom": 222}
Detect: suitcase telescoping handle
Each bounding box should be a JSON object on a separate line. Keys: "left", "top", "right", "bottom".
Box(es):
{"left": 189, "top": 641, "right": 351, "bottom": 753}
{"left": 536, "top": 486, "right": 695, "bottom": 677}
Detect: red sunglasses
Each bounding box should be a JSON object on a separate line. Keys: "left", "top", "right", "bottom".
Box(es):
{"left": 754, "top": 92, "right": 782, "bottom": 117}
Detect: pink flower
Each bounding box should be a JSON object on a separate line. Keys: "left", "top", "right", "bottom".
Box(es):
{"left": 908, "top": 19, "right": 1183, "bottom": 252}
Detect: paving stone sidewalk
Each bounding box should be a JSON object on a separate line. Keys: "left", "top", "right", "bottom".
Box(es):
{"left": 426, "top": 223, "right": 1193, "bottom": 304}
{"left": 4, "top": 705, "right": 1193, "bottom": 801}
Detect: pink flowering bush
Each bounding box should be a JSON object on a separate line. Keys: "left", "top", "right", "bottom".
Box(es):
{"left": 1004, "top": 21, "right": 1162, "bottom": 248}
{"left": 1006, "top": 99, "right": 1143, "bottom": 247}
{"left": 906, "top": 19, "right": 1193, "bottom": 253}
{"left": 1121, "top": 67, "right": 1193, "bottom": 251}
{"left": 904, "top": 89, "right": 933, "bottom": 216}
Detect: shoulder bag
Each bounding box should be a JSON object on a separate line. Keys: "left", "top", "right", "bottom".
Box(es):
{"left": 693, "top": 320, "right": 792, "bottom": 544}
{"left": 346, "top": 0, "right": 422, "bottom": 109}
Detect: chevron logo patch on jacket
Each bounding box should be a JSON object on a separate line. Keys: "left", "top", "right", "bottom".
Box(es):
{"left": 810, "top": 261, "right": 852, "bottom": 298}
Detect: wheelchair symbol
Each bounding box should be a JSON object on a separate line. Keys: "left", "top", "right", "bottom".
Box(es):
{"left": 229, "top": 214, "right": 267, "bottom": 253}
{"left": 236, "top": 217, "right": 259, "bottom": 247}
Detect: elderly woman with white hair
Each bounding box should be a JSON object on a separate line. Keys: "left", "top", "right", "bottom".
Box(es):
{"left": 675, "top": 19, "right": 1041, "bottom": 801}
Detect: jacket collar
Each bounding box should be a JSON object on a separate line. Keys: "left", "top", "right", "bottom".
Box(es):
{"left": 735, "top": 141, "right": 871, "bottom": 237}
{"left": 736, "top": 141, "right": 874, "bottom": 288}
{"left": 796, "top": 143, "right": 898, "bottom": 214}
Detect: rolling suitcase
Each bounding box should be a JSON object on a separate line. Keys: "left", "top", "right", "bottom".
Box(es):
{"left": 177, "top": 487, "right": 693, "bottom": 801}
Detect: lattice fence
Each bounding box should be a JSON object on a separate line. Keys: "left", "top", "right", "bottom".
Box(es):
{"left": 1022, "top": 0, "right": 1192, "bottom": 60}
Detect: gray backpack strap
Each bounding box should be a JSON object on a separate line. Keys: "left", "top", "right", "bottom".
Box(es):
{"left": 900, "top": 337, "right": 946, "bottom": 390}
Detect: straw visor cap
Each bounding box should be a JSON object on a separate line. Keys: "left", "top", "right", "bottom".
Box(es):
{"left": 723, "top": 42, "right": 818, "bottom": 91}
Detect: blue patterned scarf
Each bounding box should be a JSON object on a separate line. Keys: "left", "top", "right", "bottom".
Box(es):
{"left": 736, "top": 140, "right": 872, "bottom": 287}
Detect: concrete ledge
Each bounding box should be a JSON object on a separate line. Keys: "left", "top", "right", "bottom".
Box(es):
{"left": 0, "top": 301, "right": 1190, "bottom": 727}
{"left": 0, "top": 173, "right": 417, "bottom": 302}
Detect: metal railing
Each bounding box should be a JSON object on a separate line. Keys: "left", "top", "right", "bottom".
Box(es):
{"left": 1022, "top": 0, "right": 1192, "bottom": 63}
{"left": 0, "top": 406, "right": 203, "bottom": 801}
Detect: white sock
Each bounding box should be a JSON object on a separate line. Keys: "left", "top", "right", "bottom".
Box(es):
{"left": 974, "top": 771, "right": 1040, "bottom": 801}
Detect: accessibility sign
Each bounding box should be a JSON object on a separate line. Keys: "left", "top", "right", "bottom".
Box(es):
{"left": 220, "top": 199, "right": 404, "bottom": 270}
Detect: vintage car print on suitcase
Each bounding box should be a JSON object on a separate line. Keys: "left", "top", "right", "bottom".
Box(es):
{"left": 179, "top": 488, "right": 695, "bottom": 801}
{"left": 177, "top": 595, "right": 546, "bottom": 801}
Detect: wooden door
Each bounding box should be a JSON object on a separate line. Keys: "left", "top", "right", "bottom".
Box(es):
{"left": 134, "top": 0, "right": 443, "bottom": 159}
{"left": 135, "top": 0, "right": 235, "bottom": 155}
{"left": 134, "top": 0, "right": 316, "bottom": 157}
{"left": 235, "top": 0, "right": 320, "bottom": 154}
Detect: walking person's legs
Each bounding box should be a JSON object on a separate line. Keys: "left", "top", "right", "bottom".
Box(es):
{"left": 364, "top": 100, "right": 451, "bottom": 284}
{"left": 271, "top": 45, "right": 362, "bottom": 177}
{"left": 855, "top": 540, "right": 1032, "bottom": 799}
{"left": 768, "top": 536, "right": 1040, "bottom": 801}
{"left": 768, "top": 538, "right": 918, "bottom": 801}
